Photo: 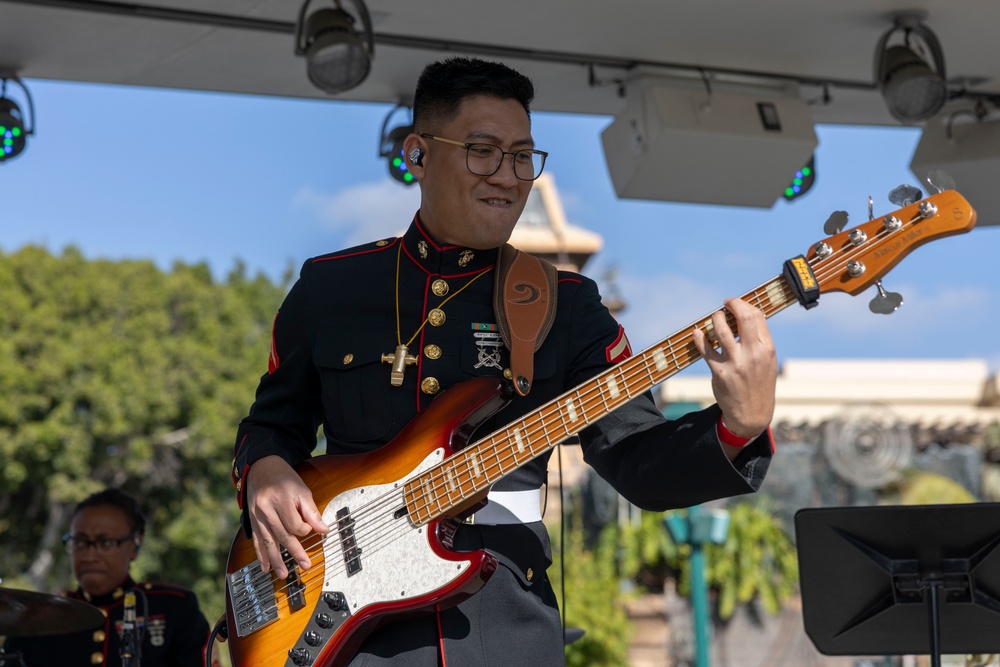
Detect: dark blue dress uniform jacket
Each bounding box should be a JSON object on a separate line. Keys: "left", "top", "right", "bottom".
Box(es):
{"left": 3, "top": 577, "right": 211, "bottom": 667}
{"left": 231, "top": 216, "right": 773, "bottom": 666}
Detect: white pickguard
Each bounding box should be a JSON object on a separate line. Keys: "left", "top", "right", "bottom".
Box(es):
{"left": 318, "top": 448, "right": 471, "bottom": 613}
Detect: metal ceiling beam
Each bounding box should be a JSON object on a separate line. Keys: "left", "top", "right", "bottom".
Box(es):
{"left": 0, "top": 0, "right": 879, "bottom": 92}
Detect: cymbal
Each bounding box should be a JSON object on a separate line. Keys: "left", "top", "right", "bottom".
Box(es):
{"left": 0, "top": 587, "right": 104, "bottom": 637}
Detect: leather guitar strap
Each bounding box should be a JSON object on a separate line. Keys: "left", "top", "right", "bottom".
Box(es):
{"left": 493, "top": 243, "right": 558, "bottom": 397}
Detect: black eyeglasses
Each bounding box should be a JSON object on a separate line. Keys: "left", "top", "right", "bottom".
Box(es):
{"left": 420, "top": 134, "right": 548, "bottom": 181}
{"left": 62, "top": 533, "right": 136, "bottom": 554}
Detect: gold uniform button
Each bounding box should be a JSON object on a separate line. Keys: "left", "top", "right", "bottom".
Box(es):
{"left": 424, "top": 344, "right": 442, "bottom": 360}
{"left": 376, "top": 239, "right": 389, "bottom": 246}
{"left": 503, "top": 368, "right": 513, "bottom": 380}
{"left": 431, "top": 279, "right": 449, "bottom": 297}
{"left": 427, "top": 309, "right": 446, "bottom": 327}
{"left": 526, "top": 567, "right": 534, "bottom": 581}
{"left": 93, "top": 629, "right": 106, "bottom": 642}
{"left": 343, "top": 354, "right": 354, "bottom": 365}
{"left": 91, "top": 652, "right": 104, "bottom": 664}
{"left": 421, "top": 377, "right": 441, "bottom": 395}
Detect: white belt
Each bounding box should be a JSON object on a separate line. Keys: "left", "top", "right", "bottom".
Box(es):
{"left": 469, "top": 489, "right": 543, "bottom": 525}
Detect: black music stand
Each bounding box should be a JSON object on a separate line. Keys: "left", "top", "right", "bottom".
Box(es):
{"left": 795, "top": 504, "right": 1000, "bottom": 667}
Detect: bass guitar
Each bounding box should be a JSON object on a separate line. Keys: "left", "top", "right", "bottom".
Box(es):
{"left": 225, "top": 189, "right": 976, "bottom": 667}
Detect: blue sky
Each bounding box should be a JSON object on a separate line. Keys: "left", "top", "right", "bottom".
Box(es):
{"left": 2, "top": 78, "right": 997, "bottom": 373}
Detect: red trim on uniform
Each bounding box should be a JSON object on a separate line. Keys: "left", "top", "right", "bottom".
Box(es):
{"left": 436, "top": 604, "right": 448, "bottom": 667}
{"left": 413, "top": 274, "right": 434, "bottom": 410}
{"left": 232, "top": 434, "right": 250, "bottom": 508}
{"left": 605, "top": 324, "right": 632, "bottom": 363}
{"left": 141, "top": 588, "right": 190, "bottom": 600}
{"left": 310, "top": 237, "right": 399, "bottom": 262}
{"left": 267, "top": 311, "right": 280, "bottom": 374}
{"left": 716, "top": 416, "right": 753, "bottom": 448}
{"left": 413, "top": 214, "right": 442, "bottom": 250}
{"left": 401, "top": 241, "right": 433, "bottom": 276}
{"left": 558, "top": 277, "right": 581, "bottom": 285}
{"left": 444, "top": 265, "right": 496, "bottom": 279}
{"left": 235, "top": 464, "right": 250, "bottom": 509}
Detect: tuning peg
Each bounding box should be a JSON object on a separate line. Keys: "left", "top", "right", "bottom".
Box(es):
{"left": 924, "top": 170, "right": 956, "bottom": 194}
{"left": 867, "top": 196, "right": 874, "bottom": 221}
{"left": 869, "top": 281, "right": 903, "bottom": 315}
{"left": 824, "top": 210, "right": 849, "bottom": 235}
{"left": 888, "top": 184, "right": 923, "bottom": 207}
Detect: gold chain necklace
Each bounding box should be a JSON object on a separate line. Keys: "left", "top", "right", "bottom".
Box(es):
{"left": 381, "top": 243, "right": 492, "bottom": 386}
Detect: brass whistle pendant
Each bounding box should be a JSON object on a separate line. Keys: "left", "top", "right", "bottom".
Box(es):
{"left": 381, "top": 344, "right": 418, "bottom": 386}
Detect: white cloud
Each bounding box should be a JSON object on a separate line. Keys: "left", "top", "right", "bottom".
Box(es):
{"left": 293, "top": 180, "right": 421, "bottom": 246}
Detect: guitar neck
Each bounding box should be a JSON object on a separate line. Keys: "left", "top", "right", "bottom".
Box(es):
{"left": 404, "top": 274, "right": 798, "bottom": 525}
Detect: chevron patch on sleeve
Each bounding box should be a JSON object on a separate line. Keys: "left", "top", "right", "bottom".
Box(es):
{"left": 605, "top": 324, "right": 632, "bottom": 363}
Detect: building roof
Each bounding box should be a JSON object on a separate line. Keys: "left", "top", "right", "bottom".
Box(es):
{"left": 661, "top": 358, "right": 1000, "bottom": 428}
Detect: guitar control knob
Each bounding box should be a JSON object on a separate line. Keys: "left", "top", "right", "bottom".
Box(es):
{"left": 323, "top": 592, "right": 347, "bottom": 611}
{"left": 288, "top": 647, "right": 312, "bottom": 666}
{"left": 304, "top": 631, "right": 323, "bottom": 646}
{"left": 315, "top": 613, "right": 334, "bottom": 629}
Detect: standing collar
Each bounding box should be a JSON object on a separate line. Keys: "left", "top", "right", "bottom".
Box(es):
{"left": 402, "top": 214, "right": 497, "bottom": 277}
{"left": 76, "top": 575, "right": 136, "bottom": 607}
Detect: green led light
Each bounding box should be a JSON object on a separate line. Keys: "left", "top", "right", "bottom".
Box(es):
{"left": 404, "top": 172, "right": 414, "bottom": 182}
{"left": 793, "top": 177, "right": 802, "bottom": 186}
{"left": 392, "top": 157, "right": 402, "bottom": 167}
{"left": 785, "top": 187, "right": 794, "bottom": 197}
{"left": 801, "top": 167, "right": 811, "bottom": 177}
{"left": 0, "top": 126, "right": 6, "bottom": 134}
{"left": 3, "top": 138, "right": 12, "bottom": 147}
{"left": 12, "top": 127, "right": 21, "bottom": 137}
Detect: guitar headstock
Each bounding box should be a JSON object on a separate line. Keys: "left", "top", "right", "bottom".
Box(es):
{"left": 807, "top": 190, "right": 976, "bottom": 296}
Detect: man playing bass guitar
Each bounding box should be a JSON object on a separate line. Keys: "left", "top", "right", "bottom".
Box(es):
{"left": 230, "top": 56, "right": 777, "bottom": 667}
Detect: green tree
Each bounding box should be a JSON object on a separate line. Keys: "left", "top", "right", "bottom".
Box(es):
{"left": 616, "top": 500, "right": 799, "bottom": 620}
{"left": 548, "top": 511, "right": 633, "bottom": 667}
{"left": 0, "top": 245, "right": 286, "bottom": 627}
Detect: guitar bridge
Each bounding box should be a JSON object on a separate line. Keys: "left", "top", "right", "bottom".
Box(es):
{"left": 281, "top": 549, "right": 307, "bottom": 611}
{"left": 227, "top": 560, "right": 278, "bottom": 637}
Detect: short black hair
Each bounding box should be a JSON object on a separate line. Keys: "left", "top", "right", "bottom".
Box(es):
{"left": 74, "top": 488, "right": 146, "bottom": 537}
{"left": 412, "top": 57, "right": 535, "bottom": 133}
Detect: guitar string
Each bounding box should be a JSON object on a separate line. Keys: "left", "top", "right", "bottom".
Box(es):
{"left": 251, "top": 216, "right": 927, "bottom": 618}
{"left": 265, "top": 213, "right": 919, "bottom": 597}
{"left": 379, "top": 210, "right": 939, "bottom": 538}
{"left": 244, "top": 211, "right": 932, "bottom": 613}
{"left": 260, "top": 212, "right": 922, "bottom": 602}
{"left": 393, "top": 214, "right": 919, "bottom": 522}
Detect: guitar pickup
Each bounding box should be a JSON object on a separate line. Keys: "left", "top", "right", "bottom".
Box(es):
{"left": 336, "top": 507, "right": 363, "bottom": 576}
{"left": 281, "top": 549, "right": 307, "bottom": 611}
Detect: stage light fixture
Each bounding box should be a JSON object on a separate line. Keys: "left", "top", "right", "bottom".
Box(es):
{"left": 783, "top": 156, "right": 816, "bottom": 201}
{"left": 384, "top": 125, "right": 415, "bottom": 185}
{"left": 0, "top": 76, "right": 34, "bottom": 163}
{"left": 910, "top": 111, "right": 1000, "bottom": 227}
{"left": 294, "top": 0, "right": 374, "bottom": 95}
{"left": 601, "top": 78, "right": 817, "bottom": 207}
{"left": 378, "top": 106, "right": 416, "bottom": 186}
{"left": 873, "top": 13, "right": 948, "bottom": 124}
